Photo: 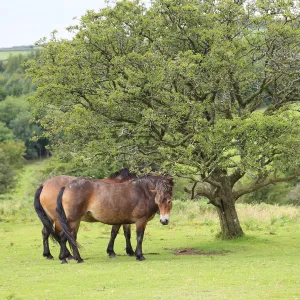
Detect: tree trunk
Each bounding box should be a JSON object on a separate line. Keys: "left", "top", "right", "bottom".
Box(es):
{"left": 209, "top": 171, "right": 244, "bottom": 240}
{"left": 215, "top": 196, "right": 244, "bottom": 239}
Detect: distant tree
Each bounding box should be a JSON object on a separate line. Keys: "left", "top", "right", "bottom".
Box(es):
{"left": 0, "top": 121, "right": 15, "bottom": 141}
{"left": 27, "top": 0, "right": 300, "bottom": 239}
{"left": 9, "top": 110, "right": 47, "bottom": 159}
{"left": 0, "top": 140, "right": 25, "bottom": 194}
{"left": 0, "top": 96, "right": 47, "bottom": 158}
{"left": 0, "top": 52, "right": 38, "bottom": 98}
{"left": 0, "top": 87, "right": 7, "bottom": 101}
{"left": 4, "top": 54, "right": 25, "bottom": 74}
{"left": 0, "top": 96, "right": 27, "bottom": 126}
{"left": 0, "top": 61, "right": 4, "bottom": 73}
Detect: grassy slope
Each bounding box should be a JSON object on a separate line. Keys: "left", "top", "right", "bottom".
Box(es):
{"left": 0, "top": 161, "right": 300, "bottom": 299}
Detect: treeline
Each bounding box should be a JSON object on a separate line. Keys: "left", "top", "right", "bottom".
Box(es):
{"left": 0, "top": 51, "right": 47, "bottom": 193}
{"left": 0, "top": 52, "right": 39, "bottom": 100}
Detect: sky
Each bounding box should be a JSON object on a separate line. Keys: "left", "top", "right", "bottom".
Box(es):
{"left": 0, "top": 0, "right": 109, "bottom": 48}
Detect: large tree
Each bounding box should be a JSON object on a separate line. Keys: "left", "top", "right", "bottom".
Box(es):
{"left": 27, "top": 0, "right": 300, "bottom": 239}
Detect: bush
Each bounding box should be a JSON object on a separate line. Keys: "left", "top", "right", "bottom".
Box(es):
{"left": 0, "top": 140, "right": 25, "bottom": 194}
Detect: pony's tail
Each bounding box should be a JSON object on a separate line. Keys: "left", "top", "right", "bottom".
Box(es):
{"left": 56, "top": 187, "right": 80, "bottom": 254}
{"left": 34, "top": 185, "right": 60, "bottom": 243}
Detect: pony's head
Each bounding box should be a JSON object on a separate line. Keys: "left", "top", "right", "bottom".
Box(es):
{"left": 152, "top": 176, "right": 174, "bottom": 225}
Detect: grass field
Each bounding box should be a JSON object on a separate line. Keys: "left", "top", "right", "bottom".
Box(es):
{"left": 1, "top": 161, "right": 300, "bottom": 299}
{"left": 0, "top": 51, "right": 33, "bottom": 61}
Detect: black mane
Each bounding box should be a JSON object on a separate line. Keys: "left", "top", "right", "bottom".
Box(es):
{"left": 108, "top": 168, "right": 137, "bottom": 180}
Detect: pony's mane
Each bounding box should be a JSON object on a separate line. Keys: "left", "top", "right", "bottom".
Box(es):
{"left": 134, "top": 174, "right": 174, "bottom": 195}
{"left": 108, "top": 168, "right": 137, "bottom": 180}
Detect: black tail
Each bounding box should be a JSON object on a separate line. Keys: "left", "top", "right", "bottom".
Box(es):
{"left": 56, "top": 187, "right": 80, "bottom": 254}
{"left": 34, "top": 185, "right": 60, "bottom": 242}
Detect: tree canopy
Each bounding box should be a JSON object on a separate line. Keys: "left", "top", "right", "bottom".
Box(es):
{"left": 27, "top": 0, "right": 300, "bottom": 239}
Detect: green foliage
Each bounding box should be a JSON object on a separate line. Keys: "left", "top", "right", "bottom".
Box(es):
{"left": 0, "top": 122, "right": 15, "bottom": 141}
{"left": 0, "top": 95, "right": 46, "bottom": 159}
{"left": 0, "top": 140, "right": 25, "bottom": 193}
{"left": 0, "top": 95, "right": 27, "bottom": 125}
{"left": 241, "top": 181, "right": 294, "bottom": 205}
{"left": 0, "top": 52, "right": 37, "bottom": 99}
{"left": 40, "top": 151, "right": 122, "bottom": 179}
{"left": 26, "top": 0, "right": 300, "bottom": 179}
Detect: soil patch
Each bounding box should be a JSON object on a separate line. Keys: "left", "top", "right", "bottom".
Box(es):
{"left": 167, "top": 248, "right": 229, "bottom": 256}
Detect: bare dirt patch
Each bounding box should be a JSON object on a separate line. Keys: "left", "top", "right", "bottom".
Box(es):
{"left": 167, "top": 248, "right": 229, "bottom": 256}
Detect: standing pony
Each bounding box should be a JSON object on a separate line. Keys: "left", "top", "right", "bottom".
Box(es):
{"left": 56, "top": 175, "right": 174, "bottom": 263}
{"left": 34, "top": 169, "right": 136, "bottom": 260}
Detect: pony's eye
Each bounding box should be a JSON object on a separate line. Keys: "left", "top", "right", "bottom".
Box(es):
{"left": 167, "top": 200, "right": 171, "bottom": 204}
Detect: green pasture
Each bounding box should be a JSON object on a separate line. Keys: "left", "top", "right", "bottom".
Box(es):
{"left": 1, "top": 213, "right": 300, "bottom": 299}
{"left": 0, "top": 51, "right": 32, "bottom": 61}
{"left": 1, "top": 161, "right": 300, "bottom": 299}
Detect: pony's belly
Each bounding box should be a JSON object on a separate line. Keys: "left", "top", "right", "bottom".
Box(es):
{"left": 84, "top": 209, "right": 135, "bottom": 225}
{"left": 81, "top": 211, "right": 99, "bottom": 222}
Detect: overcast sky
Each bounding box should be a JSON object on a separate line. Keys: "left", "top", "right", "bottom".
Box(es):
{"left": 0, "top": 0, "right": 108, "bottom": 48}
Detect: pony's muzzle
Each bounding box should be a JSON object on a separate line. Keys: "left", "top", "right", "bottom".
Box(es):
{"left": 160, "top": 214, "right": 169, "bottom": 225}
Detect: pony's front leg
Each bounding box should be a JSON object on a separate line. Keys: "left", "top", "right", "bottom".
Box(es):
{"left": 123, "top": 224, "right": 134, "bottom": 256}
{"left": 107, "top": 225, "right": 121, "bottom": 258}
{"left": 135, "top": 219, "right": 147, "bottom": 261}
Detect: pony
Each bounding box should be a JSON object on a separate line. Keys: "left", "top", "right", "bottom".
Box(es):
{"left": 56, "top": 175, "right": 174, "bottom": 262}
{"left": 34, "top": 168, "right": 136, "bottom": 261}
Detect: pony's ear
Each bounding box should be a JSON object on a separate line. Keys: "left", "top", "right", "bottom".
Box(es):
{"left": 150, "top": 189, "right": 158, "bottom": 194}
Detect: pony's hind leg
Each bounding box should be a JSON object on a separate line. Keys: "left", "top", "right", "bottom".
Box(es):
{"left": 69, "top": 222, "right": 84, "bottom": 263}
{"left": 107, "top": 225, "right": 121, "bottom": 258}
{"left": 55, "top": 227, "right": 74, "bottom": 261}
{"left": 42, "top": 226, "right": 54, "bottom": 260}
{"left": 66, "top": 248, "right": 75, "bottom": 260}
{"left": 58, "top": 233, "right": 69, "bottom": 264}
{"left": 123, "top": 224, "right": 134, "bottom": 256}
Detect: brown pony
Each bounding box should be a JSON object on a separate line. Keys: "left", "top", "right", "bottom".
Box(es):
{"left": 56, "top": 175, "right": 174, "bottom": 262}
{"left": 34, "top": 168, "right": 136, "bottom": 261}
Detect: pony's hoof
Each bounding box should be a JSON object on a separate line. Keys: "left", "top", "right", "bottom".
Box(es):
{"left": 67, "top": 255, "right": 75, "bottom": 260}
{"left": 136, "top": 255, "right": 146, "bottom": 261}
{"left": 77, "top": 259, "right": 84, "bottom": 263}
{"left": 46, "top": 255, "right": 54, "bottom": 260}
{"left": 61, "top": 259, "right": 68, "bottom": 264}
{"left": 107, "top": 250, "right": 117, "bottom": 258}
{"left": 126, "top": 249, "right": 135, "bottom": 256}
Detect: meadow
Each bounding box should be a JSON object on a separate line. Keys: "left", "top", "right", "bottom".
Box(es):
{"left": 0, "top": 51, "right": 32, "bottom": 61}
{"left": 1, "top": 162, "right": 300, "bottom": 299}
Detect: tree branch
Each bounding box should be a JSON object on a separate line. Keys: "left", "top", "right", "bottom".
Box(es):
{"left": 234, "top": 173, "right": 300, "bottom": 200}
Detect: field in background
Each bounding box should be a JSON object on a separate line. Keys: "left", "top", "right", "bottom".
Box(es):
{"left": 0, "top": 46, "right": 38, "bottom": 61}
{"left": 0, "top": 161, "right": 300, "bottom": 299}
{"left": 0, "top": 51, "right": 33, "bottom": 61}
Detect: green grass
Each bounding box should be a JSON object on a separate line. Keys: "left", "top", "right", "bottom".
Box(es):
{"left": 1, "top": 218, "right": 300, "bottom": 299}
{"left": 1, "top": 161, "right": 300, "bottom": 299}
